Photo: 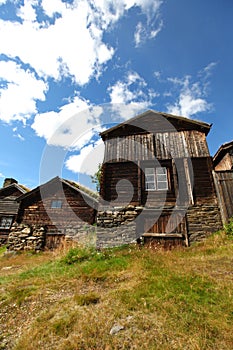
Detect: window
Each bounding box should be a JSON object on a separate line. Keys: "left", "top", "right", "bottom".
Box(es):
{"left": 145, "top": 168, "right": 156, "bottom": 190}
{"left": 51, "top": 200, "right": 62, "bottom": 209}
{"left": 0, "top": 216, "right": 13, "bottom": 229}
{"left": 145, "top": 167, "right": 168, "bottom": 191}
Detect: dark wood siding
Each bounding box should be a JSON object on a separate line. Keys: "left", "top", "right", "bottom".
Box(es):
{"left": 104, "top": 131, "right": 209, "bottom": 163}
{"left": 213, "top": 171, "right": 233, "bottom": 223}
{"left": 100, "top": 161, "right": 139, "bottom": 205}
{"left": 191, "top": 157, "right": 217, "bottom": 204}
{"left": 139, "top": 210, "right": 188, "bottom": 247}
{"left": 143, "top": 212, "right": 187, "bottom": 235}
{"left": 18, "top": 184, "right": 96, "bottom": 233}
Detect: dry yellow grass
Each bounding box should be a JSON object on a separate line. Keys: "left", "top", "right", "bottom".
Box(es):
{"left": 0, "top": 231, "right": 233, "bottom": 349}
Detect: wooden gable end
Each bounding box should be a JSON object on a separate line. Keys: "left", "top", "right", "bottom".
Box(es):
{"left": 103, "top": 130, "right": 209, "bottom": 163}
{"left": 18, "top": 179, "right": 97, "bottom": 230}
{"left": 213, "top": 141, "right": 233, "bottom": 171}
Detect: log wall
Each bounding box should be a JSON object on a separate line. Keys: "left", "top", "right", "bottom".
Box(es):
{"left": 16, "top": 185, "right": 97, "bottom": 249}
{"left": 104, "top": 131, "right": 209, "bottom": 163}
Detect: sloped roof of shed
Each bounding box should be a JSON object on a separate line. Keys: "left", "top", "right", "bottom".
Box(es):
{"left": 213, "top": 140, "right": 233, "bottom": 165}
{"left": 17, "top": 176, "right": 99, "bottom": 203}
{"left": 0, "top": 183, "right": 29, "bottom": 197}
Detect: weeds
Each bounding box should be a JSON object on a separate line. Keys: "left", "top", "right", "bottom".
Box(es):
{"left": 1, "top": 235, "right": 233, "bottom": 349}
{"left": 224, "top": 217, "right": 233, "bottom": 237}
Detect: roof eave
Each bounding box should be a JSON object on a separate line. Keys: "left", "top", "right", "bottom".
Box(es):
{"left": 100, "top": 109, "right": 212, "bottom": 138}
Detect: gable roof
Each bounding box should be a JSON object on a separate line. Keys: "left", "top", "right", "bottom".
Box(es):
{"left": 17, "top": 176, "right": 99, "bottom": 205}
{"left": 213, "top": 140, "right": 233, "bottom": 165}
{"left": 100, "top": 109, "right": 212, "bottom": 139}
{"left": 0, "top": 182, "right": 29, "bottom": 197}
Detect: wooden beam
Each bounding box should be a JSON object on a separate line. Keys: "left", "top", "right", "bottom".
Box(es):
{"left": 142, "top": 233, "right": 183, "bottom": 238}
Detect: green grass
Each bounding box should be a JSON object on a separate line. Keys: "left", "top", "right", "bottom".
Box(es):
{"left": 0, "top": 245, "right": 6, "bottom": 256}
{"left": 0, "top": 232, "right": 233, "bottom": 349}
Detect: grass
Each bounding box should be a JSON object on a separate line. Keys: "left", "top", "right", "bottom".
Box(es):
{"left": 0, "top": 232, "right": 233, "bottom": 349}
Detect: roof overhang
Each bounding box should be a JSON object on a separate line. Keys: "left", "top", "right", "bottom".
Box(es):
{"left": 100, "top": 109, "right": 212, "bottom": 140}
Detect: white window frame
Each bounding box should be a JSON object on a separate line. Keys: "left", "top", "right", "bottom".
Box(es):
{"left": 0, "top": 216, "right": 13, "bottom": 229}
{"left": 145, "top": 167, "right": 168, "bottom": 191}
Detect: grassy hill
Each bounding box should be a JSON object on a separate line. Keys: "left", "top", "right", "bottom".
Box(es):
{"left": 0, "top": 229, "right": 233, "bottom": 350}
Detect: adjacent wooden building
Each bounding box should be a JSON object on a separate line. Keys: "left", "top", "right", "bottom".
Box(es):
{"left": 97, "top": 110, "right": 222, "bottom": 247}
{"left": 10, "top": 176, "right": 98, "bottom": 249}
{"left": 0, "top": 178, "right": 28, "bottom": 244}
{"left": 213, "top": 140, "right": 233, "bottom": 223}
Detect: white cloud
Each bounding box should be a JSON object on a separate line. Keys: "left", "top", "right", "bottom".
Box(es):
{"left": 0, "top": 0, "right": 163, "bottom": 123}
{"left": 0, "top": 1, "right": 114, "bottom": 85}
{"left": 134, "top": 19, "right": 163, "bottom": 47}
{"left": 0, "top": 0, "right": 162, "bottom": 84}
{"left": 32, "top": 98, "right": 103, "bottom": 149}
{"left": 166, "top": 75, "right": 212, "bottom": 118}
{"left": 108, "top": 71, "right": 156, "bottom": 119}
{"left": 0, "top": 172, "right": 4, "bottom": 178}
{"left": 13, "top": 133, "right": 25, "bottom": 141}
{"left": 65, "top": 140, "right": 104, "bottom": 176}
{"left": 17, "top": 0, "right": 38, "bottom": 22}
{"left": 0, "top": 60, "right": 48, "bottom": 122}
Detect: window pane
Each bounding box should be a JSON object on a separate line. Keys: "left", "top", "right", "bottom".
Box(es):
{"left": 145, "top": 175, "right": 155, "bottom": 182}
{"left": 157, "top": 174, "right": 167, "bottom": 181}
{"left": 157, "top": 167, "right": 166, "bottom": 175}
{"left": 145, "top": 168, "right": 154, "bottom": 175}
{"left": 51, "top": 200, "right": 62, "bottom": 208}
{"left": 145, "top": 168, "right": 155, "bottom": 190}
{"left": 157, "top": 181, "right": 168, "bottom": 190}
{"left": 146, "top": 182, "right": 156, "bottom": 190}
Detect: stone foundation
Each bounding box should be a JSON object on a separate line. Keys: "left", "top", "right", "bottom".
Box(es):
{"left": 187, "top": 204, "right": 223, "bottom": 243}
{"left": 96, "top": 206, "right": 143, "bottom": 249}
{"left": 7, "top": 223, "right": 96, "bottom": 251}
{"left": 7, "top": 223, "right": 46, "bottom": 251}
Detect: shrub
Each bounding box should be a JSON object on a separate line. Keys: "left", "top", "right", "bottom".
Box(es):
{"left": 224, "top": 217, "right": 233, "bottom": 237}
{"left": 62, "top": 246, "right": 95, "bottom": 265}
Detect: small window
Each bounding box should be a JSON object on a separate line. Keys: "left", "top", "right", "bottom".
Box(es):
{"left": 145, "top": 167, "right": 168, "bottom": 191}
{"left": 51, "top": 200, "right": 62, "bottom": 209}
{"left": 0, "top": 216, "right": 13, "bottom": 229}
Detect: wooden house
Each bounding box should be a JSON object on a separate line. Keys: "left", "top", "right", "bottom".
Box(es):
{"left": 0, "top": 178, "right": 28, "bottom": 244}
{"left": 12, "top": 176, "right": 98, "bottom": 249}
{"left": 97, "top": 110, "right": 222, "bottom": 248}
{"left": 213, "top": 141, "right": 233, "bottom": 223}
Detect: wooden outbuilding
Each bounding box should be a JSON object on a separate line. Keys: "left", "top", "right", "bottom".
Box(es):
{"left": 213, "top": 141, "right": 233, "bottom": 223}
{"left": 97, "top": 110, "right": 222, "bottom": 248}
{"left": 0, "top": 178, "right": 28, "bottom": 244}
{"left": 9, "top": 176, "right": 98, "bottom": 250}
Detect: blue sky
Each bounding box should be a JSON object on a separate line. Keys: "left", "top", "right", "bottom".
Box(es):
{"left": 0, "top": 0, "right": 232, "bottom": 190}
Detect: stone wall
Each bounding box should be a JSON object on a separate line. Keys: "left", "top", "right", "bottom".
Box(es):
{"left": 7, "top": 223, "right": 96, "bottom": 251}
{"left": 187, "top": 204, "right": 222, "bottom": 243}
{"left": 96, "top": 206, "right": 143, "bottom": 249}
{"left": 7, "top": 223, "right": 46, "bottom": 251}
{"left": 65, "top": 224, "right": 96, "bottom": 247}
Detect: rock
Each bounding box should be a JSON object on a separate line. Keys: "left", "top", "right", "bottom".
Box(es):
{"left": 109, "top": 324, "right": 124, "bottom": 335}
